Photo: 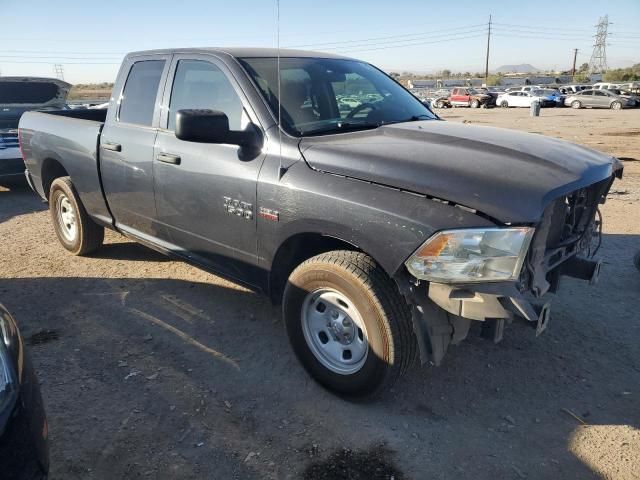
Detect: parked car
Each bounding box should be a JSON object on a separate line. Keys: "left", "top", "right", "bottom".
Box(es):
{"left": 564, "top": 89, "right": 632, "bottom": 109}
{"left": 427, "top": 88, "right": 452, "bottom": 108}
{"left": 497, "top": 90, "right": 554, "bottom": 108}
{"left": 592, "top": 82, "right": 620, "bottom": 91}
{"left": 505, "top": 86, "right": 535, "bottom": 93}
{"left": 532, "top": 89, "right": 565, "bottom": 107}
{"left": 448, "top": 87, "right": 495, "bottom": 108}
{"left": 0, "top": 303, "right": 49, "bottom": 479}
{"left": 19, "top": 47, "right": 622, "bottom": 397}
{"left": 0, "top": 77, "right": 71, "bottom": 183}
{"left": 560, "top": 85, "right": 590, "bottom": 94}
{"left": 605, "top": 88, "right": 639, "bottom": 107}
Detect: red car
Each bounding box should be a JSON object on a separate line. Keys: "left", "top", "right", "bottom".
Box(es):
{"left": 448, "top": 87, "right": 495, "bottom": 108}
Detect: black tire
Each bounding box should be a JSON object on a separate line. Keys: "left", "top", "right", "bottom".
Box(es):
{"left": 434, "top": 100, "right": 443, "bottom": 109}
{"left": 571, "top": 100, "right": 582, "bottom": 109}
{"left": 610, "top": 101, "right": 622, "bottom": 110}
{"left": 470, "top": 99, "right": 480, "bottom": 108}
{"left": 500, "top": 100, "right": 509, "bottom": 108}
{"left": 49, "top": 177, "right": 104, "bottom": 255}
{"left": 283, "top": 251, "right": 417, "bottom": 398}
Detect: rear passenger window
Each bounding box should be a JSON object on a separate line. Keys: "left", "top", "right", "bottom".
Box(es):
{"left": 168, "top": 60, "right": 244, "bottom": 131}
{"left": 119, "top": 60, "right": 165, "bottom": 126}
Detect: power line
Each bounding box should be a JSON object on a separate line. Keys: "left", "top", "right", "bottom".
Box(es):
{"left": 285, "top": 23, "right": 486, "bottom": 48}
{"left": 320, "top": 28, "right": 488, "bottom": 51}
{"left": 336, "top": 33, "right": 486, "bottom": 54}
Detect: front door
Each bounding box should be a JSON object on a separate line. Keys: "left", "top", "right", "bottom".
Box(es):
{"left": 100, "top": 55, "right": 171, "bottom": 239}
{"left": 153, "top": 55, "right": 266, "bottom": 282}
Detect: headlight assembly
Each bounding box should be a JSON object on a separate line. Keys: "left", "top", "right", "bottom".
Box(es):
{"left": 405, "top": 227, "right": 534, "bottom": 283}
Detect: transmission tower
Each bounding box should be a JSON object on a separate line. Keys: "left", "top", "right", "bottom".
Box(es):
{"left": 588, "top": 15, "right": 610, "bottom": 74}
{"left": 53, "top": 64, "right": 65, "bottom": 81}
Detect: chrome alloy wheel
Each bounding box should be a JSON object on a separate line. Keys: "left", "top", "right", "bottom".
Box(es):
{"left": 301, "top": 288, "right": 369, "bottom": 375}
{"left": 56, "top": 194, "right": 77, "bottom": 242}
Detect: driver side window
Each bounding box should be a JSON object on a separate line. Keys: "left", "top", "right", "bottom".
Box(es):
{"left": 168, "top": 59, "right": 246, "bottom": 131}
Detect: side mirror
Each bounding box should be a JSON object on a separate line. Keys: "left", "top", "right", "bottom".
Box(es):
{"left": 175, "top": 109, "right": 259, "bottom": 148}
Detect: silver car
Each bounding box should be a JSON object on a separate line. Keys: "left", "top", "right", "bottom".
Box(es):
{"left": 564, "top": 89, "right": 631, "bottom": 110}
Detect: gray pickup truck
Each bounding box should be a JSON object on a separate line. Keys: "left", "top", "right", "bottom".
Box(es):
{"left": 19, "top": 48, "right": 622, "bottom": 397}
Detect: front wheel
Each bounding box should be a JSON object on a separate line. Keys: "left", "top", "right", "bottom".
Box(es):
{"left": 500, "top": 100, "right": 509, "bottom": 108}
{"left": 610, "top": 101, "right": 622, "bottom": 110}
{"left": 470, "top": 99, "right": 480, "bottom": 108}
{"left": 571, "top": 100, "right": 582, "bottom": 109}
{"left": 49, "top": 177, "right": 104, "bottom": 255}
{"left": 283, "top": 251, "right": 416, "bottom": 398}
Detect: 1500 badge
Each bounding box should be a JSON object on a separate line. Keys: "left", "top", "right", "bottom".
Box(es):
{"left": 223, "top": 197, "right": 253, "bottom": 220}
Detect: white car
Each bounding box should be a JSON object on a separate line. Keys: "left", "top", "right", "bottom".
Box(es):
{"left": 498, "top": 90, "right": 543, "bottom": 108}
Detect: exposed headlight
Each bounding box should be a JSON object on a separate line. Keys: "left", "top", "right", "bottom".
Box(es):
{"left": 405, "top": 227, "right": 534, "bottom": 283}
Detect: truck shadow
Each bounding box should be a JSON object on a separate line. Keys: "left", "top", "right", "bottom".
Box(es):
{"left": 0, "top": 182, "right": 46, "bottom": 224}
{"left": 0, "top": 233, "right": 637, "bottom": 479}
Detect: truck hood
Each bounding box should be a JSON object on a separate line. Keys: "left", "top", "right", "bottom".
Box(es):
{"left": 0, "top": 77, "right": 70, "bottom": 128}
{"left": 299, "top": 120, "right": 621, "bottom": 223}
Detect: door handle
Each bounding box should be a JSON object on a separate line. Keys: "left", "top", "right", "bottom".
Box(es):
{"left": 102, "top": 142, "right": 122, "bottom": 152}
{"left": 156, "top": 153, "right": 181, "bottom": 165}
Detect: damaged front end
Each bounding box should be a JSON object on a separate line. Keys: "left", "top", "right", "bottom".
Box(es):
{"left": 400, "top": 165, "right": 623, "bottom": 366}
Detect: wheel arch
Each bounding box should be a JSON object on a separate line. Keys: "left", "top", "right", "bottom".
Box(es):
{"left": 268, "top": 232, "right": 391, "bottom": 305}
{"left": 40, "top": 157, "right": 69, "bottom": 200}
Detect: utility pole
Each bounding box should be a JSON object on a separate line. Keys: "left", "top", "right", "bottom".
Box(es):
{"left": 571, "top": 48, "right": 579, "bottom": 80}
{"left": 484, "top": 15, "right": 492, "bottom": 82}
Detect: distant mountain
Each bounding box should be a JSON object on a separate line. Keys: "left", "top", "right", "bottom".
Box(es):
{"left": 494, "top": 64, "right": 540, "bottom": 74}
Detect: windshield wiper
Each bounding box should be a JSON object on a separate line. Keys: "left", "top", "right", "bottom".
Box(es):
{"left": 302, "top": 121, "right": 382, "bottom": 136}
{"left": 384, "top": 114, "right": 433, "bottom": 125}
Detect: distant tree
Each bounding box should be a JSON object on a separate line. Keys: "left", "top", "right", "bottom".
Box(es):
{"left": 485, "top": 74, "right": 502, "bottom": 86}
{"left": 574, "top": 73, "right": 590, "bottom": 83}
{"left": 389, "top": 72, "right": 400, "bottom": 78}
{"left": 579, "top": 62, "right": 589, "bottom": 73}
{"left": 441, "top": 69, "right": 451, "bottom": 78}
{"left": 603, "top": 66, "right": 640, "bottom": 82}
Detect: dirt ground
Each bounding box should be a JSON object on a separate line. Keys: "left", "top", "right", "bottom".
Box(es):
{"left": 1, "top": 107, "right": 639, "bottom": 480}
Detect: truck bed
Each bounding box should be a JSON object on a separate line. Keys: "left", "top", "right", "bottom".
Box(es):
{"left": 19, "top": 109, "right": 113, "bottom": 226}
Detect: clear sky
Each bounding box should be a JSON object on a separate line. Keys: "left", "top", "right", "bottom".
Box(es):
{"left": 1, "top": 0, "right": 638, "bottom": 83}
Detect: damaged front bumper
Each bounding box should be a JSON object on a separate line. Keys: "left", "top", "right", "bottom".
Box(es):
{"left": 401, "top": 254, "right": 601, "bottom": 367}
{"left": 400, "top": 167, "right": 622, "bottom": 367}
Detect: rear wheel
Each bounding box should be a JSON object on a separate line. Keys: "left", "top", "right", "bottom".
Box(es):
{"left": 610, "top": 101, "right": 622, "bottom": 110}
{"left": 49, "top": 177, "right": 104, "bottom": 255}
{"left": 571, "top": 100, "right": 582, "bottom": 109}
{"left": 283, "top": 251, "right": 416, "bottom": 398}
{"left": 470, "top": 99, "right": 480, "bottom": 108}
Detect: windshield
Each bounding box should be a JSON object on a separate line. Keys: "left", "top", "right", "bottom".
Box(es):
{"left": 239, "top": 57, "right": 436, "bottom": 136}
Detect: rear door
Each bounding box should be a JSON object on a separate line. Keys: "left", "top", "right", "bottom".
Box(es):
{"left": 100, "top": 55, "right": 171, "bottom": 240}
{"left": 580, "top": 90, "right": 595, "bottom": 107}
{"left": 592, "top": 90, "right": 610, "bottom": 107}
{"left": 152, "top": 54, "right": 266, "bottom": 281}
{"left": 449, "top": 88, "right": 463, "bottom": 105}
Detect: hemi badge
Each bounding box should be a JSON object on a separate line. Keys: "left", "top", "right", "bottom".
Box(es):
{"left": 258, "top": 207, "right": 279, "bottom": 222}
